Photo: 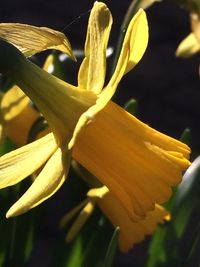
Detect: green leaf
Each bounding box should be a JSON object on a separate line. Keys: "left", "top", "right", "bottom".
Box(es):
{"left": 180, "top": 128, "right": 191, "bottom": 145}
{"left": 103, "top": 227, "right": 120, "bottom": 267}
{"left": 0, "top": 138, "right": 15, "bottom": 157}
{"left": 65, "top": 235, "right": 83, "bottom": 267}
{"left": 181, "top": 221, "right": 200, "bottom": 267}
{"left": 124, "top": 98, "right": 138, "bottom": 116}
{"left": 0, "top": 179, "right": 39, "bottom": 267}
{"left": 147, "top": 156, "right": 200, "bottom": 267}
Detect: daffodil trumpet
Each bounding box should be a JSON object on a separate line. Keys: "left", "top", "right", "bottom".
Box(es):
{"left": 0, "top": 2, "right": 190, "bottom": 219}
{"left": 61, "top": 186, "right": 170, "bottom": 252}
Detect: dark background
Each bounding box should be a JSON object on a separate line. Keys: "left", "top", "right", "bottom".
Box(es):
{"left": 0, "top": 1, "right": 200, "bottom": 266}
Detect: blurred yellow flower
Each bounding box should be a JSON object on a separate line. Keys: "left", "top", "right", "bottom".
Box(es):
{"left": 0, "top": 53, "right": 59, "bottom": 146}
{"left": 176, "top": 12, "right": 200, "bottom": 57}
{"left": 0, "top": 2, "right": 190, "bottom": 219}
{"left": 0, "top": 85, "right": 38, "bottom": 146}
{"left": 61, "top": 186, "right": 170, "bottom": 252}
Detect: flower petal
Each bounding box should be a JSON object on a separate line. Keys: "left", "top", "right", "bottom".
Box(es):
{"left": 6, "top": 104, "right": 39, "bottom": 146}
{"left": 6, "top": 146, "right": 71, "bottom": 217}
{"left": 0, "top": 133, "right": 57, "bottom": 188}
{"left": 87, "top": 186, "right": 109, "bottom": 199}
{"left": 119, "top": 204, "right": 170, "bottom": 252}
{"left": 71, "top": 9, "right": 148, "bottom": 139}
{"left": 99, "top": 188, "right": 169, "bottom": 252}
{"left": 1, "top": 85, "right": 30, "bottom": 121}
{"left": 78, "top": 2, "right": 112, "bottom": 94}
{"left": 74, "top": 101, "right": 191, "bottom": 219}
{"left": 0, "top": 40, "right": 97, "bottom": 146}
{"left": 66, "top": 198, "right": 96, "bottom": 242}
{"left": 176, "top": 33, "right": 200, "bottom": 58}
{"left": 191, "top": 12, "right": 200, "bottom": 43}
{"left": 60, "top": 199, "right": 89, "bottom": 228}
{"left": 0, "top": 23, "right": 75, "bottom": 59}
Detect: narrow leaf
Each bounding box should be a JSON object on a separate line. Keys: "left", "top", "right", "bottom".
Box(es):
{"left": 103, "top": 227, "right": 120, "bottom": 267}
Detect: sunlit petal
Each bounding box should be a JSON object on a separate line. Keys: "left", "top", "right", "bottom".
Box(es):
{"left": 0, "top": 23, "right": 75, "bottom": 59}
{"left": 1, "top": 85, "right": 29, "bottom": 121}
{"left": 176, "top": 33, "right": 200, "bottom": 58}
{"left": 78, "top": 2, "right": 112, "bottom": 94}
{"left": 97, "top": 188, "right": 169, "bottom": 252}
{"left": 74, "top": 101, "right": 190, "bottom": 219}
{"left": 75, "top": 9, "right": 148, "bottom": 127}
{"left": 6, "top": 146, "right": 71, "bottom": 217}
{"left": 6, "top": 104, "right": 39, "bottom": 146}
{"left": 0, "top": 40, "right": 97, "bottom": 145}
{"left": 0, "top": 133, "right": 57, "bottom": 188}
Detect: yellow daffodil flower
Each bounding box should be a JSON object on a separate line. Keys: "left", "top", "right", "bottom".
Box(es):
{"left": 0, "top": 85, "right": 39, "bottom": 146}
{"left": 176, "top": 12, "right": 200, "bottom": 57}
{"left": 0, "top": 53, "right": 58, "bottom": 146}
{"left": 61, "top": 186, "right": 170, "bottom": 252}
{"left": 0, "top": 2, "right": 190, "bottom": 219}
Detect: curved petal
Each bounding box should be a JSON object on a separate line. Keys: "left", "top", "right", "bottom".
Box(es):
{"left": 78, "top": 2, "right": 112, "bottom": 93}
{"left": 0, "top": 23, "right": 75, "bottom": 59}
{"left": 1, "top": 85, "right": 29, "bottom": 121}
{"left": 0, "top": 40, "right": 97, "bottom": 146}
{"left": 74, "top": 101, "right": 191, "bottom": 219}
{"left": 70, "top": 9, "right": 148, "bottom": 141}
{"left": 176, "top": 33, "right": 200, "bottom": 58}
{"left": 66, "top": 198, "right": 96, "bottom": 242}
{"left": 6, "top": 104, "right": 39, "bottom": 146}
{"left": 60, "top": 199, "right": 89, "bottom": 228}
{"left": 84, "top": 188, "right": 170, "bottom": 252}
{"left": 98, "top": 189, "right": 169, "bottom": 252}
{"left": 92, "top": 9, "right": 148, "bottom": 114}
{"left": 191, "top": 12, "right": 200, "bottom": 42}
{"left": 6, "top": 147, "right": 71, "bottom": 217}
{"left": 0, "top": 133, "right": 57, "bottom": 188}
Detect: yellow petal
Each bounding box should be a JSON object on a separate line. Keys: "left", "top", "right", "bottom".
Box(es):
{"left": 176, "top": 33, "right": 200, "bottom": 58}
{"left": 0, "top": 133, "right": 57, "bottom": 188}
{"left": 78, "top": 2, "right": 112, "bottom": 94}
{"left": 42, "top": 53, "right": 54, "bottom": 73}
{"left": 6, "top": 104, "right": 39, "bottom": 146}
{"left": 60, "top": 199, "right": 89, "bottom": 228}
{"left": 74, "top": 101, "right": 190, "bottom": 219}
{"left": 73, "top": 9, "right": 148, "bottom": 135}
{"left": 6, "top": 146, "right": 71, "bottom": 217}
{"left": 0, "top": 23, "right": 75, "bottom": 59}
{"left": 119, "top": 204, "right": 169, "bottom": 252}
{"left": 0, "top": 40, "right": 97, "bottom": 146}
{"left": 191, "top": 12, "right": 200, "bottom": 43}
{"left": 66, "top": 198, "right": 96, "bottom": 242}
{"left": 87, "top": 186, "right": 109, "bottom": 199}
{"left": 98, "top": 189, "right": 169, "bottom": 252}
{"left": 109, "top": 8, "right": 148, "bottom": 84}
{"left": 1, "top": 85, "right": 29, "bottom": 121}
